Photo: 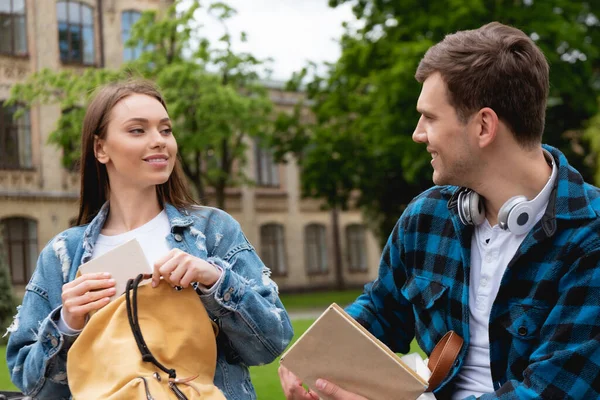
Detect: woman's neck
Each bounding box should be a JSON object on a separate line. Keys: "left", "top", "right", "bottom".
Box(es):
{"left": 102, "top": 187, "right": 163, "bottom": 235}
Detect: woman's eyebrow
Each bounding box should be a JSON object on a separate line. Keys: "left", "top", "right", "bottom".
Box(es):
{"left": 124, "top": 117, "right": 171, "bottom": 124}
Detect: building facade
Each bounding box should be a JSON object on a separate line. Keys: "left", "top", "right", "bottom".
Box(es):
{"left": 0, "top": 0, "right": 381, "bottom": 293}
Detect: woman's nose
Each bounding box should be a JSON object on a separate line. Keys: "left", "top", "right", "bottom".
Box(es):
{"left": 150, "top": 129, "right": 167, "bottom": 148}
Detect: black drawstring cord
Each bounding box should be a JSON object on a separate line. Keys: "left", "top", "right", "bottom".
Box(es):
{"left": 126, "top": 274, "right": 191, "bottom": 399}
{"left": 126, "top": 274, "right": 176, "bottom": 379}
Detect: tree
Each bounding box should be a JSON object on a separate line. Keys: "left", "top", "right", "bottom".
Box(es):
{"left": 273, "top": 0, "right": 600, "bottom": 246}
{"left": 6, "top": 0, "right": 275, "bottom": 210}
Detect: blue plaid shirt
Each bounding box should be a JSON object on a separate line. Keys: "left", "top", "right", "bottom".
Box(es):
{"left": 346, "top": 145, "right": 600, "bottom": 399}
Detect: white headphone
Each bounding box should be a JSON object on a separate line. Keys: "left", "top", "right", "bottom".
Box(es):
{"left": 456, "top": 149, "right": 557, "bottom": 235}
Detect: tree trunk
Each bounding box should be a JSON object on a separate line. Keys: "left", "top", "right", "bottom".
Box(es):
{"left": 331, "top": 207, "right": 345, "bottom": 290}
{"left": 215, "top": 181, "right": 226, "bottom": 210}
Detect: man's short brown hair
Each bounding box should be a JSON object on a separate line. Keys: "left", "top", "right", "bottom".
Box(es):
{"left": 415, "top": 22, "right": 549, "bottom": 147}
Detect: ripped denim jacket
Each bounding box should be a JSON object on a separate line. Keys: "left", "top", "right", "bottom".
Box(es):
{"left": 5, "top": 203, "right": 294, "bottom": 400}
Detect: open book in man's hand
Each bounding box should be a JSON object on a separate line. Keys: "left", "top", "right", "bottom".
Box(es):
{"left": 78, "top": 238, "right": 153, "bottom": 302}
{"left": 280, "top": 303, "right": 430, "bottom": 400}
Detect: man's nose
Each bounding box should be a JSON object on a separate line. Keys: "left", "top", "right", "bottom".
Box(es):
{"left": 412, "top": 118, "right": 427, "bottom": 143}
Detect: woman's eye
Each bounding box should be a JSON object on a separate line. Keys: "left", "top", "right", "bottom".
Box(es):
{"left": 161, "top": 128, "right": 173, "bottom": 135}
{"left": 130, "top": 128, "right": 144, "bottom": 134}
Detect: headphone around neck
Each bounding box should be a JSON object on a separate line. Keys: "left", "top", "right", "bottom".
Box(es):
{"left": 456, "top": 149, "right": 557, "bottom": 235}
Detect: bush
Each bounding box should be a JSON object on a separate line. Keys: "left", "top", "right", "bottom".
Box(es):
{"left": 0, "top": 230, "right": 17, "bottom": 345}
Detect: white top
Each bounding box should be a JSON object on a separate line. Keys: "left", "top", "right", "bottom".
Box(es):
{"left": 58, "top": 210, "right": 171, "bottom": 334}
{"left": 453, "top": 174, "right": 556, "bottom": 398}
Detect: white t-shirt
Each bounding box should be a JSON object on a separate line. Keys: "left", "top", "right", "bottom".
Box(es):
{"left": 453, "top": 174, "right": 556, "bottom": 398}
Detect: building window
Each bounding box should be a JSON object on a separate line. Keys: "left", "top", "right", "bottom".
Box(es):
{"left": 121, "top": 10, "right": 142, "bottom": 61}
{"left": 260, "top": 224, "right": 286, "bottom": 276}
{"left": 255, "top": 139, "right": 280, "bottom": 187}
{"left": 0, "top": 102, "right": 31, "bottom": 169}
{"left": 305, "top": 224, "right": 327, "bottom": 275}
{"left": 57, "top": 0, "right": 95, "bottom": 65}
{"left": 1, "top": 217, "right": 38, "bottom": 285}
{"left": 346, "top": 224, "right": 367, "bottom": 272}
{"left": 0, "top": 0, "right": 27, "bottom": 56}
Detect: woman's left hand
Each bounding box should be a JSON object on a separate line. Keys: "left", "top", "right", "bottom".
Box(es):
{"left": 152, "top": 249, "right": 222, "bottom": 289}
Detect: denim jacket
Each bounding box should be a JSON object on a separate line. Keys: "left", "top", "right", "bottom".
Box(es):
{"left": 5, "top": 203, "right": 294, "bottom": 399}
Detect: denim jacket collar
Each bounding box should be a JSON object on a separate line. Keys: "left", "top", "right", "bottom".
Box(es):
{"left": 81, "top": 202, "right": 194, "bottom": 264}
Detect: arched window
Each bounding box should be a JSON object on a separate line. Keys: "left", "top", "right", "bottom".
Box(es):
{"left": 346, "top": 224, "right": 367, "bottom": 272}
{"left": 305, "top": 224, "right": 327, "bottom": 274}
{"left": 1, "top": 217, "right": 38, "bottom": 285}
{"left": 57, "top": 0, "right": 95, "bottom": 65}
{"left": 260, "top": 224, "right": 286, "bottom": 276}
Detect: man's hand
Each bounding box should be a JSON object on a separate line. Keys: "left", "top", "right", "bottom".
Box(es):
{"left": 279, "top": 365, "right": 369, "bottom": 400}
{"left": 314, "top": 379, "right": 369, "bottom": 400}
{"left": 278, "top": 366, "right": 319, "bottom": 400}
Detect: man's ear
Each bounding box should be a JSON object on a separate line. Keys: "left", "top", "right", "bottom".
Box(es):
{"left": 475, "top": 107, "right": 499, "bottom": 149}
{"left": 94, "top": 135, "right": 109, "bottom": 164}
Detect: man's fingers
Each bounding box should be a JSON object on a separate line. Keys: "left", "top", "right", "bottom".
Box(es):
{"left": 279, "top": 366, "right": 316, "bottom": 400}
{"left": 317, "top": 379, "right": 340, "bottom": 397}
{"left": 315, "top": 379, "right": 368, "bottom": 400}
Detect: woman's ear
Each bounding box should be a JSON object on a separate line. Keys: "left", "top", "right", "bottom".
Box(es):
{"left": 94, "top": 135, "right": 109, "bottom": 164}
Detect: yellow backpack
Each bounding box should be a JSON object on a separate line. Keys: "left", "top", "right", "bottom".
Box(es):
{"left": 67, "top": 274, "right": 226, "bottom": 399}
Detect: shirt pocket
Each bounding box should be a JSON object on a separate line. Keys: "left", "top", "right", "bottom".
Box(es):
{"left": 500, "top": 304, "right": 548, "bottom": 341}
{"left": 401, "top": 275, "right": 448, "bottom": 309}
{"left": 400, "top": 275, "right": 449, "bottom": 343}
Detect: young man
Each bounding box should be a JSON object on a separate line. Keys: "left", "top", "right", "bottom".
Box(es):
{"left": 280, "top": 22, "right": 600, "bottom": 399}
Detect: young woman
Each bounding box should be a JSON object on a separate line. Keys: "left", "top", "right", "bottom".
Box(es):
{"left": 5, "top": 80, "right": 293, "bottom": 399}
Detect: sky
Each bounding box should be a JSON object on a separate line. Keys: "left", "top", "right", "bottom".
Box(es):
{"left": 193, "top": 0, "right": 357, "bottom": 82}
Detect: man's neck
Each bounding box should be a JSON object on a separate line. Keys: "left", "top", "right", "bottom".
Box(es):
{"left": 472, "top": 146, "right": 552, "bottom": 227}
{"left": 102, "top": 185, "right": 163, "bottom": 235}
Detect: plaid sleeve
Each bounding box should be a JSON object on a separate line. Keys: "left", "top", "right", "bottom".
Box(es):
{"left": 345, "top": 220, "right": 416, "bottom": 354}
{"left": 478, "top": 250, "right": 600, "bottom": 399}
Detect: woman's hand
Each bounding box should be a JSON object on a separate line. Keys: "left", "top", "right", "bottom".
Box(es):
{"left": 152, "top": 248, "right": 222, "bottom": 289}
{"left": 61, "top": 272, "right": 116, "bottom": 330}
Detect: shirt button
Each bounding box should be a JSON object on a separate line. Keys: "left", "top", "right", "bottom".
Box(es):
{"left": 518, "top": 326, "right": 528, "bottom": 336}
{"left": 223, "top": 292, "right": 231, "bottom": 302}
{"left": 481, "top": 278, "right": 488, "bottom": 287}
{"left": 485, "top": 254, "right": 493, "bottom": 263}
{"left": 174, "top": 233, "right": 183, "bottom": 242}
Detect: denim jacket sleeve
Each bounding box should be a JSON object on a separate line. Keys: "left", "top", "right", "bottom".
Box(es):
{"left": 196, "top": 209, "right": 294, "bottom": 366}
{"left": 5, "top": 239, "right": 77, "bottom": 399}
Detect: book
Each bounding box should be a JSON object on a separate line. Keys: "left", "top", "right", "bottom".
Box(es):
{"left": 280, "top": 303, "right": 428, "bottom": 400}
{"left": 78, "top": 238, "right": 152, "bottom": 302}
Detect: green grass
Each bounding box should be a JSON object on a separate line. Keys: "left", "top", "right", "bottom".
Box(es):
{"left": 0, "top": 345, "right": 17, "bottom": 391}
{"left": 279, "top": 289, "right": 363, "bottom": 311}
{"left": 1, "top": 317, "right": 425, "bottom": 398}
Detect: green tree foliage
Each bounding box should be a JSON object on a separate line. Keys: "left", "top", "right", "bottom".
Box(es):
{"left": 273, "top": 0, "right": 600, "bottom": 244}
{"left": 6, "top": 0, "right": 275, "bottom": 210}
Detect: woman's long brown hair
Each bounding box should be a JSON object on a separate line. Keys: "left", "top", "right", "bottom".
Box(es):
{"left": 76, "top": 80, "right": 196, "bottom": 225}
